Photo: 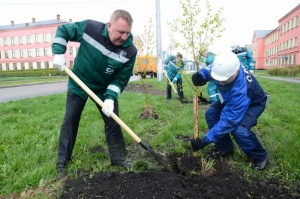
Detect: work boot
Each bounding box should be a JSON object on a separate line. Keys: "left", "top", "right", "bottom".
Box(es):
{"left": 211, "top": 149, "right": 234, "bottom": 159}
{"left": 253, "top": 157, "right": 268, "bottom": 170}
{"left": 111, "top": 161, "right": 133, "bottom": 168}
{"left": 56, "top": 161, "right": 67, "bottom": 176}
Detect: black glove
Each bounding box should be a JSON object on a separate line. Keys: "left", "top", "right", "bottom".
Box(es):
{"left": 191, "top": 138, "right": 208, "bottom": 152}
{"left": 192, "top": 73, "right": 206, "bottom": 86}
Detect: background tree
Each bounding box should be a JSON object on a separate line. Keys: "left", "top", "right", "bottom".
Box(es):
{"left": 167, "top": 0, "right": 225, "bottom": 69}
{"left": 135, "top": 18, "right": 158, "bottom": 119}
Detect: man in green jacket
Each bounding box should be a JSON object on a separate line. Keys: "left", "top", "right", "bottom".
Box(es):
{"left": 52, "top": 10, "right": 137, "bottom": 175}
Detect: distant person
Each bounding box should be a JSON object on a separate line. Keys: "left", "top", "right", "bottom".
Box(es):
{"left": 231, "top": 44, "right": 255, "bottom": 73}
{"left": 163, "top": 53, "right": 185, "bottom": 100}
{"left": 199, "top": 51, "right": 219, "bottom": 103}
{"left": 52, "top": 9, "right": 137, "bottom": 175}
{"left": 191, "top": 51, "right": 268, "bottom": 170}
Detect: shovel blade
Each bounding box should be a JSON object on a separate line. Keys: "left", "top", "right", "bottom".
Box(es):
{"left": 139, "top": 141, "right": 173, "bottom": 173}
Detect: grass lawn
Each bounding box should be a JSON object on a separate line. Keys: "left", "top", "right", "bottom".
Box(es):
{"left": 0, "top": 74, "right": 299, "bottom": 198}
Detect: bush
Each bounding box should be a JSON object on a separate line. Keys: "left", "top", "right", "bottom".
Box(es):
{"left": 0, "top": 69, "right": 66, "bottom": 78}
{"left": 267, "top": 65, "right": 300, "bottom": 77}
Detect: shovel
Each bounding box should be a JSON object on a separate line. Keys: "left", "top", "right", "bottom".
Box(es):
{"left": 163, "top": 70, "right": 178, "bottom": 94}
{"left": 63, "top": 66, "right": 173, "bottom": 173}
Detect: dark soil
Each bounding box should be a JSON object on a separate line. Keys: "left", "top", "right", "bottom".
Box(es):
{"left": 58, "top": 84, "right": 297, "bottom": 199}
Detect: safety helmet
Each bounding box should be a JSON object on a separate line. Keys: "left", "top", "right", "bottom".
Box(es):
{"left": 231, "top": 44, "right": 239, "bottom": 51}
{"left": 211, "top": 52, "right": 240, "bottom": 81}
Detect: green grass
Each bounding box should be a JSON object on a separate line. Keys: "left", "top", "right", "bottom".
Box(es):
{"left": 0, "top": 75, "right": 299, "bottom": 198}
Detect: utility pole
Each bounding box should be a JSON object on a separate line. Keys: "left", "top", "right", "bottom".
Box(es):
{"left": 156, "top": 0, "right": 163, "bottom": 82}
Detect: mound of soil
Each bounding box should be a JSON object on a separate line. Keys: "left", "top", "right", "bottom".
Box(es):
{"left": 59, "top": 153, "right": 293, "bottom": 199}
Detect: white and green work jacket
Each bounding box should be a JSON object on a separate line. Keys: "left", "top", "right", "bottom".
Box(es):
{"left": 52, "top": 20, "right": 137, "bottom": 101}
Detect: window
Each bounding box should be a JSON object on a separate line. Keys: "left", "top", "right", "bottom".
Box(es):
{"left": 3, "top": 38, "right": 7, "bottom": 46}
{"left": 29, "top": 62, "right": 33, "bottom": 69}
{"left": 43, "top": 34, "right": 48, "bottom": 42}
{"left": 5, "top": 51, "right": 9, "bottom": 58}
{"left": 45, "top": 61, "right": 49, "bottom": 69}
{"left": 27, "top": 36, "right": 31, "bottom": 44}
{"left": 70, "top": 60, "right": 74, "bottom": 67}
{"left": 19, "top": 36, "right": 23, "bottom": 44}
{"left": 0, "top": 51, "right": 1, "bottom": 58}
{"left": 13, "top": 63, "right": 17, "bottom": 70}
{"left": 36, "top": 49, "right": 40, "bottom": 56}
{"left": 12, "top": 50, "right": 16, "bottom": 58}
{"left": 21, "top": 63, "right": 25, "bottom": 70}
{"left": 35, "top": 35, "right": 39, "bottom": 43}
{"left": 0, "top": 64, "right": 2, "bottom": 70}
{"left": 28, "top": 49, "right": 32, "bottom": 57}
{"left": 6, "top": 63, "right": 9, "bottom": 70}
{"left": 37, "top": 62, "right": 41, "bottom": 69}
{"left": 20, "top": 50, "right": 24, "bottom": 58}
{"left": 11, "top": 37, "right": 15, "bottom": 45}
{"left": 69, "top": 47, "right": 73, "bottom": 55}
{"left": 51, "top": 33, "right": 55, "bottom": 42}
{"left": 44, "top": 48, "right": 48, "bottom": 56}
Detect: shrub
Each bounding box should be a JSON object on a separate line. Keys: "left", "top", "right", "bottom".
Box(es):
{"left": 0, "top": 69, "right": 66, "bottom": 78}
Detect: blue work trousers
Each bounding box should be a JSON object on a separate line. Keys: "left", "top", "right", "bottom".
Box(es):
{"left": 205, "top": 100, "right": 268, "bottom": 162}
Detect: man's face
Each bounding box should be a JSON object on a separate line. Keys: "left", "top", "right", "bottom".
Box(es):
{"left": 108, "top": 18, "right": 132, "bottom": 46}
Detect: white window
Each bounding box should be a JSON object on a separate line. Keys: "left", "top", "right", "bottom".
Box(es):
{"left": 19, "top": 36, "right": 23, "bottom": 44}
{"left": 35, "top": 35, "right": 39, "bottom": 43}
{"left": 11, "top": 37, "right": 15, "bottom": 45}
{"left": 43, "top": 34, "right": 48, "bottom": 42}
{"left": 20, "top": 50, "right": 24, "bottom": 58}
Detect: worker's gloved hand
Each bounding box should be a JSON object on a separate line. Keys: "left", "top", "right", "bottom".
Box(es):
{"left": 192, "top": 72, "right": 206, "bottom": 86}
{"left": 102, "top": 99, "right": 114, "bottom": 117}
{"left": 172, "top": 78, "right": 177, "bottom": 84}
{"left": 163, "top": 70, "right": 167, "bottom": 75}
{"left": 190, "top": 137, "right": 209, "bottom": 152}
{"left": 53, "top": 54, "right": 66, "bottom": 71}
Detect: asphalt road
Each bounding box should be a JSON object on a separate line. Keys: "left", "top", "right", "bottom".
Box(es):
{"left": 0, "top": 75, "right": 141, "bottom": 103}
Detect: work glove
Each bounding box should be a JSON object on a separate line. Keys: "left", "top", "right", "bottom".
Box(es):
{"left": 172, "top": 78, "right": 177, "bottom": 84}
{"left": 190, "top": 138, "right": 209, "bottom": 152}
{"left": 192, "top": 72, "right": 206, "bottom": 86}
{"left": 102, "top": 99, "right": 114, "bottom": 117}
{"left": 53, "top": 54, "right": 66, "bottom": 71}
{"left": 163, "top": 70, "right": 167, "bottom": 75}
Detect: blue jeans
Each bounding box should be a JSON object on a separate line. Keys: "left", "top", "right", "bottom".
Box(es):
{"left": 205, "top": 100, "right": 268, "bottom": 162}
{"left": 58, "top": 89, "right": 126, "bottom": 164}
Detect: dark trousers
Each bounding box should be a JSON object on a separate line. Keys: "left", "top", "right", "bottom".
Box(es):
{"left": 166, "top": 78, "right": 184, "bottom": 99}
{"left": 205, "top": 100, "right": 268, "bottom": 162}
{"left": 58, "top": 89, "right": 126, "bottom": 164}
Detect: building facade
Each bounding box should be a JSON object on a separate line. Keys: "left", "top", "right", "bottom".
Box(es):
{"left": 252, "top": 4, "right": 300, "bottom": 69}
{"left": 0, "top": 15, "right": 79, "bottom": 71}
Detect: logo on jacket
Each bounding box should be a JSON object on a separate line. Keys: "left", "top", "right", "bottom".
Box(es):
{"left": 105, "top": 66, "right": 115, "bottom": 74}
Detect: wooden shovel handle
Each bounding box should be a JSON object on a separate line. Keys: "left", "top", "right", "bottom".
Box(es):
{"left": 193, "top": 87, "right": 199, "bottom": 157}
{"left": 64, "top": 66, "right": 142, "bottom": 143}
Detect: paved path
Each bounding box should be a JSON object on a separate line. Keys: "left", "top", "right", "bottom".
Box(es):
{"left": 255, "top": 75, "right": 300, "bottom": 84}
{"left": 0, "top": 75, "right": 141, "bottom": 103}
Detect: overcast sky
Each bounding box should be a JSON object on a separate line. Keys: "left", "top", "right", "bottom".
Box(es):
{"left": 1, "top": 0, "right": 299, "bottom": 57}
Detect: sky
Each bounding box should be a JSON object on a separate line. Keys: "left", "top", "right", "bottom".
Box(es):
{"left": 1, "top": 0, "right": 299, "bottom": 58}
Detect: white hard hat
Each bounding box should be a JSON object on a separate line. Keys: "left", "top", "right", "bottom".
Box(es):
{"left": 211, "top": 52, "right": 240, "bottom": 81}
{"left": 231, "top": 44, "right": 239, "bottom": 50}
